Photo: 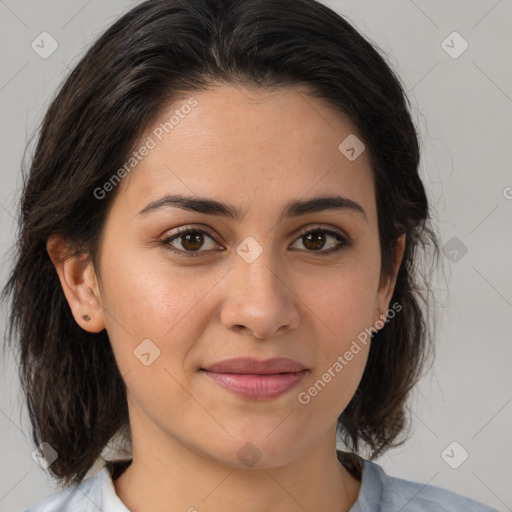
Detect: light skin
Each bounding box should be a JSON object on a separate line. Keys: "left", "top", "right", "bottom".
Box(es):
{"left": 48, "top": 84, "right": 405, "bottom": 512}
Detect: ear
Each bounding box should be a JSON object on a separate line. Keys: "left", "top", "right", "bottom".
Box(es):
{"left": 373, "top": 233, "right": 406, "bottom": 326}
{"left": 47, "top": 234, "right": 106, "bottom": 333}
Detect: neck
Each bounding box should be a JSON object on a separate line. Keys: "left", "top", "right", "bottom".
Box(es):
{"left": 113, "top": 436, "right": 361, "bottom": 512}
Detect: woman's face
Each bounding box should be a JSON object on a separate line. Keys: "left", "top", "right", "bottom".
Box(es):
{"left": 87, "top": 84, "right": 403, "bottom": 468}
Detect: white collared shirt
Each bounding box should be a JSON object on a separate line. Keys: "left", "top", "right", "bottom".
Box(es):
{"left": 24, "top": 458, "right": 499, "bottom": 511}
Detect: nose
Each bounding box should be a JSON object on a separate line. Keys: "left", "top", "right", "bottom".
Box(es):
{"left": 219, "top": 246, "right": 301, "bottom": 340}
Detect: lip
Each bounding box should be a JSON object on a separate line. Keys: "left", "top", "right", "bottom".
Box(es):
{"left": 203, "top": 357, "right": 306, "bottom": 374}
{"left": 201, "top": 357, "right": 308, "bottom": 400}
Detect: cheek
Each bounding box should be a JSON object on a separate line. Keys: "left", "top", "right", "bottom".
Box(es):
{"left": 99, "top": 243, "right": 221, "bottom": 365}
{"left": 294, "top": 271, "right": 374, "bottom": 425}
{"left": 303, "top": 260, "right": 382, "bottom": 344}
{"left": 296, "top": 245, "right": 380, "bottom": 402}
{"left": 98, "top": 252, "right": 216, "bottom": 417}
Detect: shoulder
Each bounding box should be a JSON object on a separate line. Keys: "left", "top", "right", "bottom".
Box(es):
{"left": 354, "top": 458, "right": 499, "bottom": 512}
{"left": 24, "top": 466, "right": 127, "bottom": 512}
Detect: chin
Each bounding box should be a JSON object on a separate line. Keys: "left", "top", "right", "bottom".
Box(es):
{"left": 202, "top": 433, "right": 306, "bottom": 471}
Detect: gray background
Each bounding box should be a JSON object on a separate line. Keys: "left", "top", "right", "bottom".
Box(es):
{"left": 1, "top": 1, "right": 511, "bottom": 511}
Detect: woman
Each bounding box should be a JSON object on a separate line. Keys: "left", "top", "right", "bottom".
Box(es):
{"left": 3, "top": 0, "right": 498, "bottom": 510}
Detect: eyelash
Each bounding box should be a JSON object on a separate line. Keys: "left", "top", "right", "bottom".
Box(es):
{"left": 160, "top": 225, "right": 351, "bottom": 259}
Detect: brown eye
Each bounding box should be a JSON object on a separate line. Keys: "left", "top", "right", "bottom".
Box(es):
{"left": 302, "top": 231, "right": 327, "bottom": 251}
{"left": 161, "top": 228, "right": 220, "bottom": 258}
{"left": 290, "top": 228, "right": 350, "bottom": 255}
{"left": 180, "top": 231, "right": 205, "bottom": 251}
{"left": 161, "top": 226, "right": 350, "bottom": 260}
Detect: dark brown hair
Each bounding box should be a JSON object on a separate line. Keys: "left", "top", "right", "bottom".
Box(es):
{"left": 2, "top": 0, "right": 440, "bottom": 487}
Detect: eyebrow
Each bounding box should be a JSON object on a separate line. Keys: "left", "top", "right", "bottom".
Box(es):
{"left": 138, "top": 194, "right": 367, "bottom": 222}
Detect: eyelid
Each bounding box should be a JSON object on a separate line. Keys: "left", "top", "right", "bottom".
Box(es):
{"left": 292, "top": 224, "right": 348, "bottom": 241}
{"left": 162, "top": 223, "right": 348, "bottom": 241}
{"left": 160, "top": 225, "right": 221, "bottom": 249}
{"left": 163, "top": 224, "right": 216, "bottom": 238}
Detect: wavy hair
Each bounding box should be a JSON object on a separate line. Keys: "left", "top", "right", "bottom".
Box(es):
{"left": 2, "top": 0, "right": 440, "bottom": 487}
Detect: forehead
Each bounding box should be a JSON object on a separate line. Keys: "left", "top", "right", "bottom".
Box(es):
{"left": 114, "top": 84, "right": 375, "bottom": 221}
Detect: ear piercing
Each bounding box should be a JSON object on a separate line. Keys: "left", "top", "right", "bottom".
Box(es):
{"left": 82, "top": 314, "right": 91, "bottom": 321}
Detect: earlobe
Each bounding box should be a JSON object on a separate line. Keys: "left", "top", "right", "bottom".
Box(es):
{"left": 46, "top": 235, "right": 106, "bottom": 333}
